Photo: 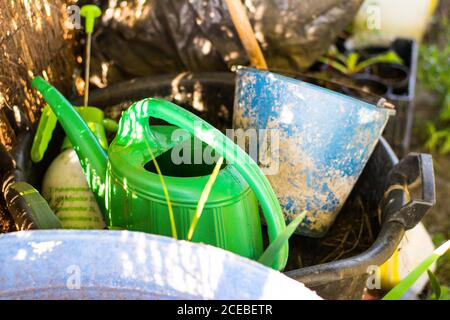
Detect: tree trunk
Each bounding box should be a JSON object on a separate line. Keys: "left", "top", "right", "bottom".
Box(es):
{"left": 0, "top": 0, "right": 76, "bottom": 232}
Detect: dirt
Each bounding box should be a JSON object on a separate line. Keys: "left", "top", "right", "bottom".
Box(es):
{"left": 0, "top": 204, "right": 14, "bottom": 233}
{"left": 285, "top": 192, "right": 379, "bottom": 270}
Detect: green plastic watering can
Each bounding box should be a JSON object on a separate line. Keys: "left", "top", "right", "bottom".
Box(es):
{"left": 31, "top": 77, "right": 288, "bottom": 270}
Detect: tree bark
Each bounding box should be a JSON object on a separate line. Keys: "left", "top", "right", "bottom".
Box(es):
{"left": 0, "top": 0, "right": 76, "bottom": 232}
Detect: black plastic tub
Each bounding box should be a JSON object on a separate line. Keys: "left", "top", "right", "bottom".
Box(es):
{"left": 2, "top": 73, "right": 435, "bottom": 300}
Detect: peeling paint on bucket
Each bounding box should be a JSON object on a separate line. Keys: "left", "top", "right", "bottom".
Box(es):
{"left": 233, "top": 68, "right": 395, "bottom": 237}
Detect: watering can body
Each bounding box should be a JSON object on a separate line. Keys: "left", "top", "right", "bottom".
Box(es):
{"left": 107, "top": 124, "right": 263, "bottom": 259}
{"left": 233, "top": 68, "right": 394, "bottom": 237}
{"left": 31, "top": 77, "right": 288, "bottom": 270}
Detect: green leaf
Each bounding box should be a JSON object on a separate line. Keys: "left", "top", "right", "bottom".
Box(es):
{"left": 432, "top": 233, "right": 446, "bottom": 247}
{"left": 439, "top": 132, "right": 450, "bottom": 155}
{"left": 383, "top": 240, "right": 450, "bottom": 300}
{"left": 318, "top": 57, "right": 349, "bottom": 74}
{"left": 436, "top": 286, "right": 450, "bottom": 300}
{"left": 258, "top": 211, "right": 306, "bottom": 268}
{"left": 354, "top": 51, "right": 404, "bottom": 74}
{"left": 438, "top": 95, "right": 450, "bottom": 121}
{"left": 320, "top": 49, "right": 403, "bottom": 76}
{"left": 424, "top": 122, "right": 450, "bottom": 153}
{"left": 427, "top": 269, "right": 441, "bottom": 300}
{"left": 326, "top": 47, "right": 348, "bottom": 65}
{"left": 346, "top": 52, "right": 360, "bottom": 74}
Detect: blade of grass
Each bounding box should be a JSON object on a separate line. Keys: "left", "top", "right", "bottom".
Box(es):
{"left": 427, "top": 269, "right": 441, "bottom": 300}
{"left": 383, "top": 240, "right": 450, "bottom": 300}
{"left": 258, "top": 211, "right": 307, "bottom": 268}
{"left": 144, "top": 139, "right": 178, "bottom": 240}
{"left": 187, "top": 156, "right": 224, "bottom": 241}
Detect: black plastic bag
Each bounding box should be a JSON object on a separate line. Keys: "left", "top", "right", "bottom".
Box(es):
{"left": 84, "top": 0, "right": 362, "bottom": 86}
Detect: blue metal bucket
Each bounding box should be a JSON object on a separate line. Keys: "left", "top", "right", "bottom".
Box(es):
{"left": 233, "top": 68, "right": 395, "bottom": 237}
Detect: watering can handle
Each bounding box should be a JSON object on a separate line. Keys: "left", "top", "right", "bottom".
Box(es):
{"left": 117, "top": 98, "right": 288, "bottom": 270}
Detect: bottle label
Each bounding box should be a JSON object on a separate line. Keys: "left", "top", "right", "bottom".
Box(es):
{"left": 46, "top": 186, "right": 106, "bottom": 229}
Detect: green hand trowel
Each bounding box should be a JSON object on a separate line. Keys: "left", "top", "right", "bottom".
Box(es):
{"left": 80, "top": 4, "right": 102, "bottom": 107}
{"left": 30, "top": 5, "right": 116, "bottom": 228}
{"left": 31, "top": 77, "right": 289, "bottom": 270}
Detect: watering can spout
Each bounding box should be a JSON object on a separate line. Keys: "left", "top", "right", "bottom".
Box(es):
{"left": 31, "top": 77, "right": 108, "bottom": 211}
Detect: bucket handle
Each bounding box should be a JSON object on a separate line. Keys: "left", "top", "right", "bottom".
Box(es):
{"left": 117, "top": 98, "right": 288, "bottom": 270}
{"left": 384, "top": 153, "right": 436, "bottom": 229}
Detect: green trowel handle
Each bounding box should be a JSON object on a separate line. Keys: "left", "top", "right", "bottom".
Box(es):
{"left": 31, "top": 105, "right": 118, "bottom": 163}
{"left": 80, "top": 5, "right": 102, "bottom": 34}
{"left": 31, "top": 105, "right": 57, "bottom": 163}
{"left": 117, "top": 98, "right": 288, "bottom": 270}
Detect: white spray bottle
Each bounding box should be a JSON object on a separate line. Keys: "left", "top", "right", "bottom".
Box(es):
{"left": 31, "top": 106, "right": 117, "bottom": 229}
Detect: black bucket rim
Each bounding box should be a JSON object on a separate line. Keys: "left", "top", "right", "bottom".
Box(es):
{"left": 2, "top": 72, "right": 435, "bottom": 300}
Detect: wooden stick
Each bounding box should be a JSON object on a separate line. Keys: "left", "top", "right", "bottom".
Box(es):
{"left": 83, "top": 32, "right": 92, "bottom": 107}
{"left": 224, "top": 0, "right": 268, "bottom": 69}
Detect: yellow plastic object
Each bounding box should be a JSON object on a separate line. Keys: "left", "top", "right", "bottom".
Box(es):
{"left": 379, "top": 222, "right": 436, "bottom": 294}
{"left": 352, "top": 0, "right": 439, "bottom": 47}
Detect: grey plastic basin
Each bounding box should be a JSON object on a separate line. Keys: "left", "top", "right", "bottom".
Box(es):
{"left": 0, "top": 230, "right": 321, "bottom": 300}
